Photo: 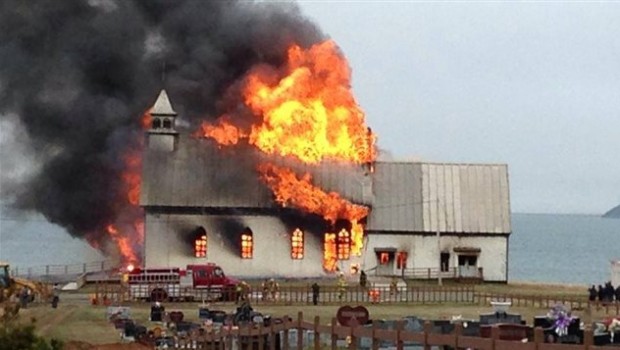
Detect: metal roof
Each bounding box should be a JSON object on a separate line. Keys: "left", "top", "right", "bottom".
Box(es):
{"left": 141, "top": 136, "right": 511, "bottom": 234}
{"left": 366, "top": 162, "right": 511, "bottom": 234}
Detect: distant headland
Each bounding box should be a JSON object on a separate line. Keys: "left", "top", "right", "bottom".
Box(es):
{"left": 603, "top": 204, "right": 620, "bottom": 218}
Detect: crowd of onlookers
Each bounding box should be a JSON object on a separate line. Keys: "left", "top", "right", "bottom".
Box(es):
{"left": 588, "top": 281, "right": 620, "bottom": 303}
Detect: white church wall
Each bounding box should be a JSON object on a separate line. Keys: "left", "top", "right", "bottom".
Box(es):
{"left": 144, "top": 212, "right": 327, "bottom": 278}
{"left": 144, "top": 213, "right": 508, "bottom": 281}
{"left": 363, "top": 233, "right": 508, "bottom": 282}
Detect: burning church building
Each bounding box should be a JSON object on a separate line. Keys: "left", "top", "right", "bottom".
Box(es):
{"left": 139, "top": 89, "right": 511, "bottom": 282}
{"left": 139, "top": 41, "right": 511, "bottom": 282}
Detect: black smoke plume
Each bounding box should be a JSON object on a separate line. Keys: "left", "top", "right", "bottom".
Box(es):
{"left": 0, "top": 0, "right": 324, "bottom": 258}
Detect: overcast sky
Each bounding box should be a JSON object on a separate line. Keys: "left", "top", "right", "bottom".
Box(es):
{"left": 297, "top": 1, "right": 620, "bottom": 215}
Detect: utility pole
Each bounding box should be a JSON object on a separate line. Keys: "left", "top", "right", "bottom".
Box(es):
{"left": 437, "top": 229, "right": 442, "bottom": 286}
{"left": 437, "top": 198, "right": 443, "bottom": 286}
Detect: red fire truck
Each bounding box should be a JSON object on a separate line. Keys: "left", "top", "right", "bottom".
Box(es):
{"left": 125, "top": 263, "right": 239, "bottom": 302}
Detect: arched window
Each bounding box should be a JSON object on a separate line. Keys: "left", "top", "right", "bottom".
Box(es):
{"left": 291, "top": 228, "right": 304, "bottom": 259}
{"left": 194, "top": 227, "right": 207, "bottom": 258}
{"left": 241, "top": 228, "right": 253, "bottom": 259}
{"left": 152, "top": 118, "right": 162, "bottom": 129}
{"left": 163, "top": 119, "right": 172, "bottom": 129}
{"left": 336, "top": 229, "right": 351, "bottom": 260}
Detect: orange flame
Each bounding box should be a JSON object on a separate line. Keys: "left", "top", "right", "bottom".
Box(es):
{"left": 102, "top": 112, "right": 147, "bottom": 265}
{"left": 323, "top": 233, "right": 338, "bottom": 272}
{"left": 200, "top": 40, "right": 376, "bottom": 164}
{"left": 106, "top": 224, "right": 139, "bottom": 264}
{"left": 258, "top": 163, "right": 368, "bottom": 223}
{"left": 199, "top": 40, "right": 375, "bottom": 272}
{"left": 123, "top": 152, "right": 142, "bottom": 206}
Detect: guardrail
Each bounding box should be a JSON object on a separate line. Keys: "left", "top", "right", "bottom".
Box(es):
{"left": 11, "top": 260, "right": 116, "bottom": 279}
{"left": 402, "top": 267, "right": 484, "bottom": 280}
{"left": 92, "top": 284, "right": 476, "bottom": 305}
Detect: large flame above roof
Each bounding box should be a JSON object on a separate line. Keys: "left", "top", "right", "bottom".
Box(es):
{"left": 200, "top": 40, "right": 376, "bottom": 164}
{"left": 199, "top": 40, "right": 376, "bottom": 272}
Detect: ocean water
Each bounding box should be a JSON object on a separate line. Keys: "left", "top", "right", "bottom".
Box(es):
{"left": 0, "top": 213, "right": 618, "bottom": 285}
{"left": 509, "top": 213, "right": 619, "bottom": 285}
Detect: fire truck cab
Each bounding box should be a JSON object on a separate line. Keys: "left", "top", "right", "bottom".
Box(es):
{"left": 126, "top": 263, "right": 239, "bottom": 302}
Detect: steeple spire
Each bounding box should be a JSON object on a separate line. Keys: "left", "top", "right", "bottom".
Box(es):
{"left": 152, "top": 89, "right": 176, "bottom": 116}
{"left": 147, "top": 89, "right": 178, "bottom": 152}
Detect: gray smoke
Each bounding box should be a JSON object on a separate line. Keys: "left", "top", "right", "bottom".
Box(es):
{"left": 0, "top": 0, "right": 324, "bottom": 256}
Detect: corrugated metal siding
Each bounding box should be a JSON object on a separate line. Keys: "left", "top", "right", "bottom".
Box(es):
{"left": 422, "top": 163, "right": 511, "bottom": 234}
{"left": 367, "top": 162, "right": 511, "bottom": 234}
{"left": 366, "top": 162, "right": 423, "bottom": 232}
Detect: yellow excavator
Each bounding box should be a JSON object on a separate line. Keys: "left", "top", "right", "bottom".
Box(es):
{"left": 0, "top": 261, "right": 51, "bottom": 321}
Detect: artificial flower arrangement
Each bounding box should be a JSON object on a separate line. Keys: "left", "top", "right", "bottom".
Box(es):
{"left": 605, "top": 317, "right": 620, "bottom": 342}
{"left": 607, "top": 318, "right": 620, "bottom": 333}
{"left": 546, "top": 304, "right": 574, "bottom": 336}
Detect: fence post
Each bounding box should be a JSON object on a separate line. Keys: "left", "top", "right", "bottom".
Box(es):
{"left": 423, "top": 321, "right": 432, "bottom": 350}
{"left": 454, "top": 322, "right": 462, "bottom": 349}
{"left": 226, "top": 321, "right": 233, "bottom": 350}
{"left": 283, "top": 315, "right": 290, "bottom": 350}
{"left": 490, "top": 325, "right": 499, "bottom": 350}
{"left": 583, "top": 326, "right": 593, "bottom": 349}
{"left": 349, "top": 319, "right": 358, "bottom": 350}
{"left": 269, "top": 316, "right": 276, "bottom": 350}
{"left": 371, "top": 320, "right": 379, "bottom": 350}
{"left": 395, "top": 320, "right": 403, "bottom": 350}
{"left": 331, "top": 317, "right": 338, "bottom": 350}
{"left": 258, "top": 322, "right": 264, "bottom": 350}
{"left": 533, "top": 327, "right": 543, "bottom": 349}
{"left": 314, "top": 316, "right": 320, "bottom": 350}
{"left": 297, "top": 311, "right": 304, "bottom": 350}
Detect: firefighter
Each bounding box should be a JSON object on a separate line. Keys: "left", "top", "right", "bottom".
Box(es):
{"left": 269, "top": 278, "right": 279, "bottom": 301}
{"left": 311, "top": 282, "right": 320, "bottom": 305}
{"left": 389, "top": 276, "right": 399, "bottom": 296}
{"left": 359, "top": 270, "right": 367, "bottom": 289}
{"left": 261, "top": 279, "right": 270, "bottom": 301}
{"left": 337, "top": 272, "right": 347, "bottom": 301}
{"left": 236, "top": 281, "right": 250, "bottom": 304}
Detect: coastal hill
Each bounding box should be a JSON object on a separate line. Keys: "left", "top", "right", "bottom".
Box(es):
{"left": 603, "top": 204, "right": 620, "bottom": 218}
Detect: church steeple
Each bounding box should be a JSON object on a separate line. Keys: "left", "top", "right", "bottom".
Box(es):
{"left": 147, "top": 89, "right": 178, "bottom": 151}
{"left": 150, "top": 89, "right": 177, "bottom": 131}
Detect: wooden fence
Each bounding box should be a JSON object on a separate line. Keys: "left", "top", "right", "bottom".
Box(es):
{"left": 135, "top": 311, "right": 620, "bottom": 350}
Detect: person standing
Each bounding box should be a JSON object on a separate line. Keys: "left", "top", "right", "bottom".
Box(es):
{"left": 588, "top": 285, "right": 597, "bottom": 302}
{"left": 51, "top": 284, "right": 60, "bottom": 309}
{"left": 337, "top": 273, "right": 347, "bottom": 301}
{"left": 359, "top": 270, "right": 367, "bottom": 289}
{"left": 311, "top": 282, "right": 320, "bottom": 305}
